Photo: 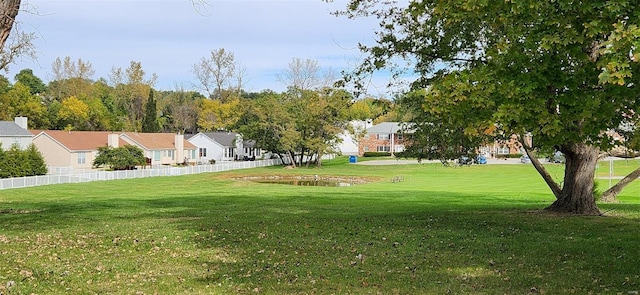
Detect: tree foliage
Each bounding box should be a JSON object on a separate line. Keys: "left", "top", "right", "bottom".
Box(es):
{"left": 142, "top": 88, "right": 159, "bottom": 133}
{"left": 334, "top": 0, "right": 640, "bottom": 214}
{"left": 93, "top": 145, "right": 146, "bottom": 170}
{"left": 0, "top": 143, "right": 47, "bottom": 178}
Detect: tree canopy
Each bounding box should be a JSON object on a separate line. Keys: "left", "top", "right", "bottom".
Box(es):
{"left": 334, "top": 0, "right": 640, "bottom": 214}
{"left": 93, "top": 145, "right": 146, "bottom": 171}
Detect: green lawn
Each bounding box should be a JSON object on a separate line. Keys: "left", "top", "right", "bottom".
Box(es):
{"left": 1, "top": 158, "right": 639, "bottom": 294}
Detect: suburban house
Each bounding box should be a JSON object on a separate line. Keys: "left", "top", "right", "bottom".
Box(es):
{"left": 481, "top": 134, "right": 532, "bottom": 158}
{"left": 336, "top": 120, "right": 371, "bottom": 156}
{"left": 120, "top": 132, "right": 197, "bottom": 166}
{"left": 186, "top": 131, "right": 262, "bottom": 163}
{"left": 241, "top": 139, "right": 262, "bottom": 160}
{"left": 0, "top": 117, "right": 32, "bottom": 150}
{"left": 358, "top": 121, "right": 530, "bottom": 157}
{"left": 31, "top": 130, "right": 123, "bottom": 170}
{"left": 358, "top": 122, "right": 412, "bottom": 156}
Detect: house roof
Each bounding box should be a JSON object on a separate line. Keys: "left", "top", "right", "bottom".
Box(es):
{"left": 0, "top": 121, "right": 32, "bottom": 137}
{"left": 199, "top": 132, "right": 239, "bottom": 147}
{"left": 33, "top": 130, "right": 122, "bottom": 151}
{"left": 121, "top": 132, "right": 196, "bottom": 150}
{"left": 366, "top": 122, "right": 413, "bottom": 134}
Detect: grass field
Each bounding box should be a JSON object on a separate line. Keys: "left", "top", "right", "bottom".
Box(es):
{"left": 1, "top": 157, "right": 639, "bottom": 294}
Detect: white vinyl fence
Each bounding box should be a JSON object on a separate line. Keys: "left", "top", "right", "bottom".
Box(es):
{"left": 0, "top": 159, "right": 282, "bottom": 190}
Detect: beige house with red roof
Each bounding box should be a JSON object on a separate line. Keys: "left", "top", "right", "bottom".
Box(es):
{"left": 32, "top": 130, "right": 124, "bottom": 169}
{"left": 120, "top": 132, "right": 197, "bottom": 166}
{"left": 32, "top": 131, "right": 197, "bottom": 169}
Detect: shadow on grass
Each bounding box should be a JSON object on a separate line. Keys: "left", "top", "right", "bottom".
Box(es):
{"left": 2, "top": 186, "right": 639, "bottom": 294}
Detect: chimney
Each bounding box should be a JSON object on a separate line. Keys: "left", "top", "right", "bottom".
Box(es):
{"left": 175, "top": 133, "right": 184, "bottom": 162}
{"left": 14, "top": 117, "right": 28, "bottom": 130}
{"left": 108, "top": 133, "right": 119, "bottom": 148}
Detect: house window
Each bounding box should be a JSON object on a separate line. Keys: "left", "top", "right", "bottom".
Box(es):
{"left": 377, "top": 146, "right": 391, "bottom": 152}
{"left": 496, "top": 146, "right": 510, "bottom": 155}
{"left": 364, "top": 146, "right": 369, "bottom": 152}
{"left": 191, "top": 150, "right": 196, "bottom": 159}
{"left": 224, "top": 148, "right": 234, "bottom": 158}
{"left": 154, "top": 151, "right": 161, "bottom": 161}
{"left": 377, "top": 133, "right": 390, "bottom": 140}
{"left": 77, "top": 152, "right": 86, "bottom": 164}
{"left": 397, "top": 133, "right": 403, "bottom": 141}
{"left": 167, "top": 150, "right": 175, "bottom": 160}
{"left": 199, "top": 148, "right": 207, "bottom": 157}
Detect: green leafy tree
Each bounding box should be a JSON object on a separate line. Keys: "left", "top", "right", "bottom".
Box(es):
{"left": 142, "top": 88, "right": 159, "bottom": 132}
{"left": 3, "top": 144, "right": 26, "bottom": 177}
{"left": 235, "top": 90, "right": 300, "bottom": 166}
{"left": 288, "top": 88, "right": 352, "bottom": 167}
{"left": 24, "top": 143, "right": 47, "bottom": 176}
{"left": 93, "top": 145, "right": 146, "bottom": 170}
{"left": 0, "top": 143, "right": 7, "bottom": 178}
{"left": 14, "top": 68, "right": 46, "bottom": 95}
{"left": 334, "top": 0, "right": 640, "bottom": 214}
{"left": 0, "top": 82, "right": 48, "bottom": 128}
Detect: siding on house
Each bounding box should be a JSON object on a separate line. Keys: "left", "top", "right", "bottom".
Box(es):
{"left": 186, "top": 132, "right": 263, "bottom": 163}
{"left": 186, "top": 132, "right": 239, "bottom": 162}
{"left": 0, "top": 117, "right": 33, "bottom": 150}
{"left": 31, "top": 130, "right": 120, "bottom": 169}
{"left": 120, "top": 132, "right": 197, "bottom": 165}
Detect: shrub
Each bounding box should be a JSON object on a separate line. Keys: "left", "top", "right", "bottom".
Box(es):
{"left": 0, "top": 143, "right": 48, "bottom": 178}
{"left": 93, "top": 145, "right": 146, "bottom": 170}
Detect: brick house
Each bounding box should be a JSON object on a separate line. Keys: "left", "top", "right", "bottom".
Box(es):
{"left": 358, "top": 122, "right": 530, "bottom": 158}
{"left": 358, "top": 122, "right": 412, "bottom": 156}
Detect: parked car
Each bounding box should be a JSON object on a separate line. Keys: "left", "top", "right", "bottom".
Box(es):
{"left": 458, "top": 155, "right": 487, "bottom": 165}
{"left": 520, "top": 155, "right": 531, "bottom": 163}
{"left": 548, "top": 151, "right": 565, "bottom": 163}
{"left": 458, "top": 156, "right": 473, "bottom": 166}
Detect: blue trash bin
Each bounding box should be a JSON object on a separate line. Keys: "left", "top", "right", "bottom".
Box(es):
{"left": 349, "top": 155, "right": 357, "bottom": 163}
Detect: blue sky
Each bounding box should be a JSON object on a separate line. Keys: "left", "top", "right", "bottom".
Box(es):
{"left": 7, "top": 0, "right": 399, "bottom": 96}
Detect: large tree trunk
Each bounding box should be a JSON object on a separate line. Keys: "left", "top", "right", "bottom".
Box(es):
{"left": 600, "top": 166, "right": 640, "bottom": 202}
{"left": 0, "top": 0, "right": 21, "bottom": 51}
{"left": 545, "top": 143, "right": 601, "bottom": 215}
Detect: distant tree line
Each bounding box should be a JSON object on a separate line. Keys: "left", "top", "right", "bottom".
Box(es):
{"left": 0, "top": 53, "right": 402, "bottom": 167}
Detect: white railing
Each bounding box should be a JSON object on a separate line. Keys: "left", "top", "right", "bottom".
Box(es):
{"left": 0, "top": 159, "right": 282, "bottom": 190}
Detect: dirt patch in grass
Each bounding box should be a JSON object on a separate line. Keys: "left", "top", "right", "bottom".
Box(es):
{"left": 234, "top": 174, "right": 374, "bottom": 183}
{"left": 0, "top": 208, "right": 43, "bottom": 214}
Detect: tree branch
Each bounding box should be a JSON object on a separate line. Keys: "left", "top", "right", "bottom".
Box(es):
{"left": 601, "top": 165, "right": 640, "bottom": 202}
{"left": 521, "top": 134, "right": 562, "bottom": 199}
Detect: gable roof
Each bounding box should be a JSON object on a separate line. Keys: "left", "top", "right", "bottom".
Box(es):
{"left": 121, "top": 132, "right": 196, "bottom": 150}
{"left": 0, "top": 121, "right": 32, "bottom": 137}
{"left": 33, "top": 130, "right": 121, "bottom": 151}
{"left": 200, "top": 132, "right": 238, "bottom": 147}
{"left": 366, "top": 122, "right": 413, "bottom": 134}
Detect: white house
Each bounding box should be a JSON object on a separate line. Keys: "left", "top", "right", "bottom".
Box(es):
{"left": 0, "top": 117, "right": 33, "bottom": 150}
{"left": 336, "top": 120, "right": 372, "bottom": 156}
{"left": 186, "top": 132, "right": 262, "bottom": 163}
{"left": 186, "top": 132, "right": 238, "bottom": 163}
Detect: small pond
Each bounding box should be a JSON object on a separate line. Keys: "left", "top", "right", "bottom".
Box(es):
{"left": 241, "top": 176, "right": 366, "bottom": 187}
{"left": 252, "top": 179, "right": 354, "bottom": 187}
